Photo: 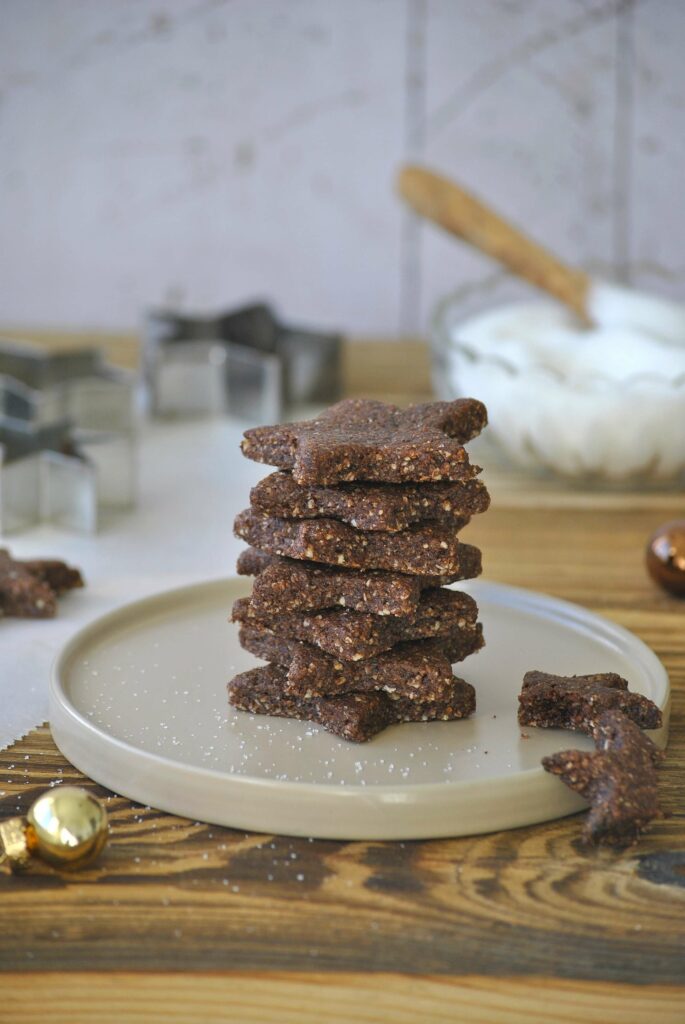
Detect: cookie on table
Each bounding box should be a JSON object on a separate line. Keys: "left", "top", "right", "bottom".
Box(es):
{"left": 236, "top": 546, "right": 481, "bottom": 618}
{"left": 232, "top": 587, "right": 479, "bottom": 662}
{"left": 250, "top": 472, "right": 490, "bottom": 532}
{"left": 234, "top": 510, "right": 472, "bottom": 576}
{"left": 241, "top": 397, "right": 487, "bottom": 485}
{"left": 19, "top": 558, "right": 84, "bottom": 596}
{"left": 542, "top": 710, "right": 663, "bottom": 847}
{"left": 239, "top": 624, "right": 484, "bottom": 701}
{"left": 0, "top": 549, "right": 84, "bottom": 619}
{"left": 228, "top": 664, "right": 476, "bottom": 743}
{"left": 519, "top": 670, "right": 662, "bottom": 734}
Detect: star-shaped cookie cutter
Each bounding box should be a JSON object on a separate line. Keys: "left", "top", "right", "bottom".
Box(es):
{"left": 142, "top": 302, "right": 342, "bottom": 424}
{"left": 0, "top": 340, "right": 138, "bottom": 534}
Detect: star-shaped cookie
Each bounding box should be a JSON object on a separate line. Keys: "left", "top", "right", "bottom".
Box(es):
{"left": 518, "top": 670, "right": 662, "bottom": 734}
{"left": 231, "top": 587, "right": 479, "bottom": 662}
{"left": 236, "top": 546, "right": 481, "bottom": 618}
{"left": 234, "top": 509, "right": 473, "bottom": 576}
{"left": 249, "top": 471, "right": 489, "bottom": 532}
{"left": 241, "top": 397, "right": 487, "bottom": 484}
{"left": 238, "top": 622, "right": 483, "bottom": 701}
{"left": 542, "top": 710, "right": 663, "bottom": 846}
{"left": 228, "top": 663, "right": 476, "bottom": 743}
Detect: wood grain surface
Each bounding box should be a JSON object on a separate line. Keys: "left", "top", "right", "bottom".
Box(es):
{"left": 3, "top": 973, "right": 685, "bottom": 1024}
{"left": 0, "top": 333, "right": 684, "bottom": 1021}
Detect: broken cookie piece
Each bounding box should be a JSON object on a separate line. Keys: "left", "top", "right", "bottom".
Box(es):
{"left": 519, "top": 670, "right": 662, "bottom": 734}
{"left": 228, "top": 663, "right": 476, "bottom": 743}
{"left": 241, "top": 397, "right": 487, "bottom": 484}
{"left": 542, "top": 710, "right": 663, "bottom": 847}
{"left": 0, "top": 549, "right": 84, "bottom": 619}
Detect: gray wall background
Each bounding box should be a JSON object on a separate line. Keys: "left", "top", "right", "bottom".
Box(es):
{"left": 1, "top": 0, "right": 682, "bottom": 335}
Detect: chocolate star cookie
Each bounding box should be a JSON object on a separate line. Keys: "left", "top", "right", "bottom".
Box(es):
{"left": 236, "top": 547, "right": 481, "bottom": 618}
{"left": 241, "top": 397, "right": 487, "bottom": 484}
{"left": 228, "top": 663, "right": 476, "bottom": 743}
{"left": 250, "top": 472, "right": 489, "bottom": 532}
{"left": 231, "top": 587, "right": 479, "bottom": 662}
{"left": 238, "top": 623, "right": 483, "bottom": 701}
{"left": 234, "top": 510, "right": 472, "bottom": 576}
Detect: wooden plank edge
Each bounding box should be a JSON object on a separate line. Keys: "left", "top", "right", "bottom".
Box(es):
{"left": 2, "top": 973, "right": 685, "bottom": 1024}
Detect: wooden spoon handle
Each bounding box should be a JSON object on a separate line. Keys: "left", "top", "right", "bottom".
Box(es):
{"left": 397, "top": 164, "right": 590, "bottom": 323}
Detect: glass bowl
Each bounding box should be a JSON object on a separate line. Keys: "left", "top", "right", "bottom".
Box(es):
{"left": 430, "top": 279, "right": 685, "bottom": 488}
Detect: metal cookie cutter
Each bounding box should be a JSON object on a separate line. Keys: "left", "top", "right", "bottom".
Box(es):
{"left": 143, "top": 302, "right": 342, "bottom": 424}
{"left": 0, "top": 340, "right": 138, "bottom": 534}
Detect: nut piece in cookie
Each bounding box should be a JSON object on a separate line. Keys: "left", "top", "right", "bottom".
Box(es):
{"left": 519, "top": 670, "right": 662, "bottom": 734}
{"left": 241, "top": 397, "right": 487, "bottom": 485}
{"left": 0, "top": 549, "right": 84, "bottom": 619}
{"left": 542, "top": 710, "right": 663, "bottom": 847}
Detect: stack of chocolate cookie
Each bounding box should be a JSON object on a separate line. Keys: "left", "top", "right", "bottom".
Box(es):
{"left": 229, "top": 397, "right": 489, "bottom": 742}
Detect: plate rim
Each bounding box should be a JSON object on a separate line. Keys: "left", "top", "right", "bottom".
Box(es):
{"left": 50, "top": 575, "right": 670, "bottom": 800}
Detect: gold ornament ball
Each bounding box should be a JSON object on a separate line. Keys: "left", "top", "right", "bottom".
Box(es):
{"left": 26, "top": 786, "right": 108, "bottom": 869}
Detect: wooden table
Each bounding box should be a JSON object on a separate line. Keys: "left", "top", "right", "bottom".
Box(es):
{"left": 1, "top": 335, "right": 684, "bottom": 1022}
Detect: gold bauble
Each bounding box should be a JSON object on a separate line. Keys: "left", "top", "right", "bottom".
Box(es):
{"left": 25, "top": 786, "right": 108, "bottom": 869}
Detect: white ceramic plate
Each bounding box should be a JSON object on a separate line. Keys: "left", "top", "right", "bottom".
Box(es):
{"left": 50, "top": 578, "right": 669, "bottom": 841}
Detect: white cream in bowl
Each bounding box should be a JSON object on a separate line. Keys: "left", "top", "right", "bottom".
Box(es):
{"left": 438, "top": 282, "right": 685, "bottom": 484}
